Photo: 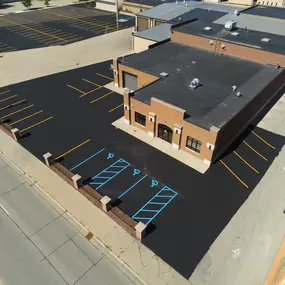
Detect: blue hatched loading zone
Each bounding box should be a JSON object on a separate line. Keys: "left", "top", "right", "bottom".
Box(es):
{"left": 90, "top": 158, "right": 130, "bottom": 190}
{"left": 132, "top": 186, "right": 178, "bottom": 225}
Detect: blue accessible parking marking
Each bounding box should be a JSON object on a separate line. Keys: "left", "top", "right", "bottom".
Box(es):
{"left": 90, "top": 158, "right": 130, "bottom": 190}
{"left": 132, "top": 186, "right": 178, "bottom": 225}
{"left": 69, "top": 148, "right": 105, "bottom": 171}
{"left": 118, "top": 174, "right": 147, "bottom": 199}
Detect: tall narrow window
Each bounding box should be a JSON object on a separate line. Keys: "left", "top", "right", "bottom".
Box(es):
{"left": 186, "top": 136, "right": 202, "bottom": 153}
{"left": 135, "top": 112, "right": 146, "bottom": 126}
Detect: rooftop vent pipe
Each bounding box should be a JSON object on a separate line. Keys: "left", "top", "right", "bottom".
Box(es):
{"left": 189, "top": 78, "right": 200, "bottom": 89}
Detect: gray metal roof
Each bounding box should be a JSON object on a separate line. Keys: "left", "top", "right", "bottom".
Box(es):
{"left": 214, "top": 13, "right": 285, "bottom": 36}
{"left": 134, "top": 23, "right": 171, "bottom": 41}
{"left": 121, "top": 42, "right": 282, "bottom": 129}
{"left": 175, "top": 20, "right": 285, "bottom": 55}
{"left": 137, "top": 1, "right": 242, "bottom": 21}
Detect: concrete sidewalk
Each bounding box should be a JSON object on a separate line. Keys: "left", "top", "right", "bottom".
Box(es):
{"left": 113, "top": 117, "right": 209, "bottom": 173}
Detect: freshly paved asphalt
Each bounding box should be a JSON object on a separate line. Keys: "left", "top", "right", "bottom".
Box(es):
{"left": 0, "top": 155, "right": 137, "bottom": 285}
{"left": 0, "top": 4, "right": 134, "bottom": 52}
{"left": 1, "top": 61, "right": 284, "bottom": 279}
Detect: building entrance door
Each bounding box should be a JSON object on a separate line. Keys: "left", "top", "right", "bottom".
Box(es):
{"left": 158, "top": 124, "right": 172, "bottom": 143}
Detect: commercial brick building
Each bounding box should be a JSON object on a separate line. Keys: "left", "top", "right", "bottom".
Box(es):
{"left": 113, "top": 19, "right": 285, "bottom": 166}
{"left": 133, "top": 3, "right": 285, "bottom": 54}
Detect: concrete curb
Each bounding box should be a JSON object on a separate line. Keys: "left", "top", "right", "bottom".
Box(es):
{"left": 0, "top": 151, "right": 148, "bottom": 285}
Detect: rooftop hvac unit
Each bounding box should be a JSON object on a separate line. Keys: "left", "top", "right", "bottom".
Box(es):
{"left": 189, "top": 78, "right": 200, "bottom": 89}
{"left": 224, "top": 20, "right": 236, "bottom": 31}
{"left": 160, "top": 72, "right": 169, "bottom": 77}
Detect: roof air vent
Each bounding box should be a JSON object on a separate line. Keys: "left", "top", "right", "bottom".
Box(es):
{"left": 209, "top": 40, "right": 214, "bottom": 45}
{"left": 204, "top": 26, "right": 212, "bottom": 31}
{"left": 232, "top": 85, "right": 237, "bottom": 91}
{"left": 234, "top": 9, "right": 240, "bottom": 16}
{"left": 236, "top": 91, "right": 241, "bottom": 97}
{"left": 231, "top": 32, "right": 239, "bottom": 36}
{"left": 261, "top": 37, "right": 270, "bottom": 42}
{"left": 189, "top": 78, "right": 200, "bottom": 89}
{"left": 224, "top": 20, "right": 236, "bottom": 31}
{"left": 160, "top": 72, "right": 169, "bottom": 77}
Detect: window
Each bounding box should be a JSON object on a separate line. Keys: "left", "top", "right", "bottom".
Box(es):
{"left": 135, "top": 112, "right": 146, "bottom": 126}
{"left": 186, "top": 136, "right": 202, "bottom": 153}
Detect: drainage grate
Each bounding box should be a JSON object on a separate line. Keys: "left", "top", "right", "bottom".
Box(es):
{"left": 85, "top": 231, "right": 94, "bottom": 241}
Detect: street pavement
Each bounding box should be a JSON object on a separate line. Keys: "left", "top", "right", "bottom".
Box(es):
{"left": 0, "top": 155, "right": 137, "bottom": 285}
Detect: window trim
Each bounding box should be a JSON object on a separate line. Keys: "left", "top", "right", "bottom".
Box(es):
{"left": 185, "top": 136, "right": 202, "bottom": 153}
{"left": 134, "top": 112, "right": 146, "bottom": 127}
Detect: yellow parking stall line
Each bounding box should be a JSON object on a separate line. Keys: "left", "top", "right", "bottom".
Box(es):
{"left": 64, "top": 35, "right": 80, "bottom": 40}
{"left": 0, "top": 18, "right": 67, "bottom": 42}
{"left": 1, "top": 104, "right": 34, "bottom": 119}
{"left": 96, "top": 73, "right": 113, "bottom": 81}
{"left": 10, "top": 110, "right": 43, "bottom": 126}
{"left": 243, "top": 140, "right": 267, "bottom": 161}
{"left": 82, "top": 78, "right": 101, "bottom": 87}
{"left": 0, "top": 47, "right": 11, "bottom": 52}
{"left": 0, "top": 94, "right": 18, "bottom": 103}
{"left": 0, "top": 90, "right": 10, "bottom": 96}
{"left": 220, "top": 160, "right": 249, "bottom": 188}
{"left": 108, "top": 103, "right": 123, "bottom": 113}
{"left": 67, "top": 36, "right": 84, "bottom": 42}
{"left": 0, "top": 99, "right": 26, "bottom": 111}
{"left": 67, "top": 84, "right": 85, "bottom": 94}
{"left": 90, "top": 91, "right": 114, "bottom": 104}
{"left": 40, "top": 10, "right": 114, "bottom": 30}
{"left": 55, "top": 139, "right": 91, "bottom": 160}
{"left": 233, "top": 151, "right": 259, "bottom": 174}
{"left": 19, "top": 116, "right": 53, "bottom": 133}
{"left": 251, "top": 130, "right": 276, "bottom": 150}
{"left": 79, "top": 86, "right": 102, "bottom": 97}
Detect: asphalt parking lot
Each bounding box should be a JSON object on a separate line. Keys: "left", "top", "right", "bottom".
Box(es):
{"left": 1, "top": 61, "right": 284, "bottom": 279}
{"left": 0, "top": 3, "right": 134, "bottom": 52}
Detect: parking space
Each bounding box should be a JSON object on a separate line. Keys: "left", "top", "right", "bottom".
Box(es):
{"left": 0, "top": 4, "right": 134, "bottom": 52}
{"left": 0, "top": 89, "right": 54, "bottom": 135}
{"left": 2, "top": 61, "right": 285, "bottom": 279}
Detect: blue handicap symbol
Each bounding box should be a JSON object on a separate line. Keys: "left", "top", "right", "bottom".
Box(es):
{"left": 107, "top": 153, "right": 114, "bottom": 159}
{"left": 151, "top": 180, "right": 158, "bottom": 187}
{"left": 133, "top": 169, "right": 140, "bottom": 176}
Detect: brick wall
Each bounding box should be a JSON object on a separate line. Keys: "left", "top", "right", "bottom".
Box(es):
{"left": 213, "top": 70, "right": 285, "bottom": 161}
{"left": 116, "top": 63, "right": 159, "bottom": 89}
{"left": 171, "top": 31, "right": 285, "bottom": 67}
{"left": 128, "top": 95, "right": 218, "bottom": 162}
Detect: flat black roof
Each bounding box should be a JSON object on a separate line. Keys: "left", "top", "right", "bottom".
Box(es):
{"left": 121, "top": 42, "right": 282, "bottom": 130}
{"left": 169, "top": 8, "right": 226, "bottom": 24}
{"left": 174, "top": 20, "right": 285, "bottom": 56}
{"left": 242, "top": 5, "right": 285, "bottom": 20}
